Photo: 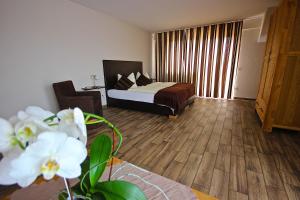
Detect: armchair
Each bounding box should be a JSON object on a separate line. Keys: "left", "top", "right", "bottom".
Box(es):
{"left": 52, "top": 80, "right": 103, "bottom": 116}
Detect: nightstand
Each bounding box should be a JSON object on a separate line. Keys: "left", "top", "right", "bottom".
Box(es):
{"left": 81, "top": 86, "right": 107, "bottom": 106}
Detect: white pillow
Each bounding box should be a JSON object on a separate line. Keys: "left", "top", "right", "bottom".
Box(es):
{"left": 127, "top": 73, "right": 137, "bottom": 88}
{"left": 136, "top": 72, "right": 150, "bottom": 79}
{"left": 144, "top": 72, "right": 150, "bottom": 79}
{"left": 117, "top": 74, "right": 122, "bottom": 80}
{"left": 136, "top": 72, "right": 141, "bottom": 79}
{"left": 127, "top": 72, "right": 135, "bottom": 83}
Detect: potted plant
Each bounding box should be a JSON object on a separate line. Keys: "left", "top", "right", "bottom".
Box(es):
{"left": 0, "top": 106, "right": 146, "bottom": 200}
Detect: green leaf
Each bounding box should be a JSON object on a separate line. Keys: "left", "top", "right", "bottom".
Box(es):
{"left": 91, "top": 180, "right": 147, "bottom": 200}
{"left": 90, "top": 134, "right": 112, "bottom": 187}
{"left": 79, "top": 157, "right": 90, "bottom": 192}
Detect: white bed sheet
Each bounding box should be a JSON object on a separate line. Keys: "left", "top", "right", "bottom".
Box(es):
{"left": 107, "top": 82, "right": 176, "bottom": 103}
{"left": 107, "top": 89, "right": 154, "bottom": 103}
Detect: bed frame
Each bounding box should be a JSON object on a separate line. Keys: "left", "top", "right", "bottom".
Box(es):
{"left": 102, "top": 60, "right": 194, "bottom": 117}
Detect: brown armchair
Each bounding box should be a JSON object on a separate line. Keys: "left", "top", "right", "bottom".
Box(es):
{"left": 53, "top": 80, "right": 103, "bottom": 116}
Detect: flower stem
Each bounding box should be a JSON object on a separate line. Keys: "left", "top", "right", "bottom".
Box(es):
{"left": 108, "top": 131, "right": 115, "bottom": 181}
{"left": 83, "top": 113, "right": 123, "bottom": 156}
{"left": 63, "top": 178, "right": 73, "bottom": 200}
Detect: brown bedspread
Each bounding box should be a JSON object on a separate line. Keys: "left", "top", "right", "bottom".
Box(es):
{"left": 154, "top": 83, "right": 195, "bottom": 112}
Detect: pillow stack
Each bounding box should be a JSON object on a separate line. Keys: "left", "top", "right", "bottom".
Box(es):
{"left": 114, "top": 72, "right": 152, "bottom": 90}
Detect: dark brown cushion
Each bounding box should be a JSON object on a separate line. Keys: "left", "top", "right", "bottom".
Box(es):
{"left": 136, "top": 74, "right": 152, "bottom": 86}
{"left": 114, "top": 76, "right": 134, "bottom": 90}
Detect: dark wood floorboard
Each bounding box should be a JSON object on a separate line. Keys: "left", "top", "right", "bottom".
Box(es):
{"left": 97, "top": 98, "right": 300, "bottom": 200}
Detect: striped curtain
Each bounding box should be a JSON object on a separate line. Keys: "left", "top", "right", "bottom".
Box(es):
{"left": 155, "top": 21, "right": 243, "bottom": 99}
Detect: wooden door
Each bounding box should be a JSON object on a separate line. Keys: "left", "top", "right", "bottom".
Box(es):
{"left": 262, "top": 0, "right": 299, "bottom": 131}
{"left": 273, "top": 0, "right": 300, "bottom": 130}
{"left": 255, "top": 9, "right": 278, "bottom": 122}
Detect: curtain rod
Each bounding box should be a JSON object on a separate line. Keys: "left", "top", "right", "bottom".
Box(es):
{"left": 154, "top": 19, "right": 243, "bottom": 34}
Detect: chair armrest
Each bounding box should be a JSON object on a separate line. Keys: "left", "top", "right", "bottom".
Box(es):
{"left": 59, "top": 96, "right": 95, "bottom": 113}
{"left": 75, "top": 91, "right": 102, "bottom": 115}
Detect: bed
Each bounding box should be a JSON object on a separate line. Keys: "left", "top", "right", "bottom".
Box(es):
{"left": 103, "top": 60, "right": 195, "bottom": 117}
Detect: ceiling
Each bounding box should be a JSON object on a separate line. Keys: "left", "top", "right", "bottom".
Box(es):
{"left": 71, "top": 0, "right": 278, "bottom": 32}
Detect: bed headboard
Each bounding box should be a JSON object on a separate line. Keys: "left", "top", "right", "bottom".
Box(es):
{"left": 102, "top": 60, "right": 143, "bottom": 90}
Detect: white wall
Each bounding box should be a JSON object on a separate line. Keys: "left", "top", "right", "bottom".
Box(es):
{"left": 233, "top": 18, "right": 266, "bottom": 99}
{"left": 0, "top": 0, "right": 151, "bottom": 118}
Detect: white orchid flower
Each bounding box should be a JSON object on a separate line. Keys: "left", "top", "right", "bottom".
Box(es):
{"left": 0, "top": 118, "right": 19, "bottom": 153}
{"left": 1, "top": 106, "right": 58, "bottom": 152}
{"left": 10, "top": 117, "right": 53, "bottom": 148}
{"left": 10, "top": 106, "right": 57, "bottom": 147}
{"left": 25, "top": 106, "right": 56, "bottom": 121}
{"left": 0, "top": 148, "right": 22, "bottom": 185}
{"left": 16, "top": 106, "right": 55, "bottom": 121}
{"left": 14, "top": 119, "right": 47, "bottom": 147}
{"left": 9, "top": 131, "right": 87, "bottom": 187}
{"left": 14, "top": 106, "right": 57, "bottom": 128}
{"left": 57, "top": 108, "right": 87, "bottom": 145}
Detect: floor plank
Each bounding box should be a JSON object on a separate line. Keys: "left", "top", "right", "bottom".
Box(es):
{"left": 209, "top": 169, "right": 230, "bottom": 200}
{"left": 215, "top": 144, "right": 231, "bottom": 173}
{"left": 247, "top": 170, "right": 268, "bottom": 200}
{"left": 177, "top": 152, "right": 203, "bottom": 186}
{"left": 245, "top": 150, "right": 262, "bottom": 173}
{"left": 266, "top": 186, "right": 289, "bottom": 200}
{"left": 230, "top": 155, "right": 248, "bottom": 194}
{"left": 162, "top": 160, "right": 185, "bottom": 180}
{"left": 193, "top": 152, "right": 217, "bottom": 191}
{"left": 174, "top": 151, "right": 189, "bottom": 163}
{"left": 259, "top": 153, "right": 285, "bottom": 189}
{"left": 284, "top": 183, "right": 300, "bottom": 200}
{"left": 228, "top": 190, "right": 249, "bottom": 200}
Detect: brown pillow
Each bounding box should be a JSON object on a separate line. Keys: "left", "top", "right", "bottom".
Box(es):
{"left": 114, "top": 75, "right": 134, "bottom": 90}
{"left": 136, "top": 74, "right": 152, "bottom": 86}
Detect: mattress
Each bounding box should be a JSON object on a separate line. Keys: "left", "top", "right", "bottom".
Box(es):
{"left": 107, "top": 82, "right": 176, "bottom": 103}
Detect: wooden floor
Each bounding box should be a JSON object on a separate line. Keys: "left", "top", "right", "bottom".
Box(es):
{"left": 93, "top": 98, "right": 300, "bottom": 200}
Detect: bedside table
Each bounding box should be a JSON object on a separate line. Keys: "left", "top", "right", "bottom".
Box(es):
{"left": 81, "top": 86, "right": 107, "bottom": 106}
